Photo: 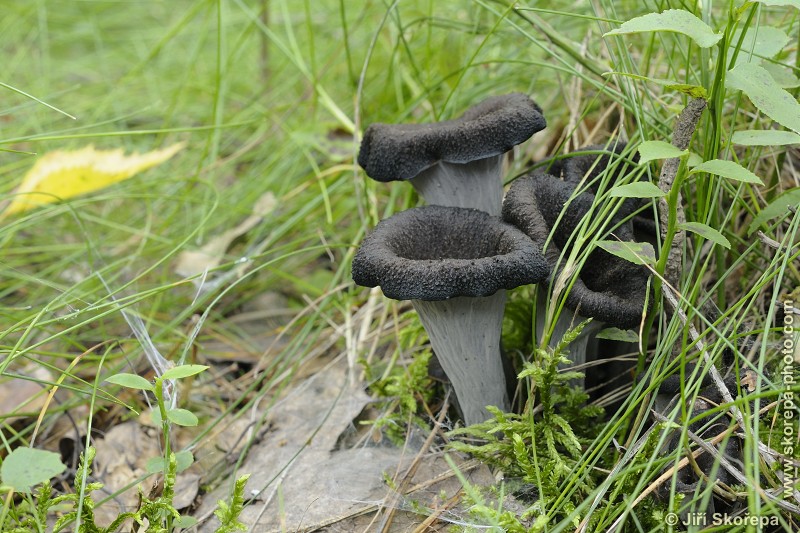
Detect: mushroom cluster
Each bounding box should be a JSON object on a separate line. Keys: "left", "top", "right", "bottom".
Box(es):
{"left": 353, "top": 94, "right": 651, "bottom": 424}
{"left": 653, "top": 362, "right": 757, "bottom": 523}
{"left": 354, "top": 93, "right": 548, "bottom": 425}
{"left": 503, "top": 148, "right": 650, "bottom": 373}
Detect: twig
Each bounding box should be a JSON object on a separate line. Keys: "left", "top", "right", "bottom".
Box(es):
{"left": 652, "top": 410, "right": 800, "bottom": 515}
{"left": 661, "top": 284, "right": 744, "bottom": 429}
{"left": 657, "top": 97, "right": 707, "bottom": 290}
{"left": 605, "top": 412, "right": 760, "bottom": 531}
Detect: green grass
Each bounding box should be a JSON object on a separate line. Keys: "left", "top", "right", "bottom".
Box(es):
{"left": 1, "top": 0, "right": 798, "bottom": 531}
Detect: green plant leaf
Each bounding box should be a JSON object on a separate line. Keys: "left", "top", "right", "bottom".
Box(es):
{"left": 727, "top": 63, "right": 800, "bottom": 134}
{"left": 730, "top": 26, "right": 790, "bottom": 65}
{"left": 175, "top": 516, "right": 199, "bottom": 529}
{"left": 637, "top": 140, "right": 688, "bottom": 163}
{"left": 1, "top": 448, "right": 66, "bottom": 493}
{"left": 747, "top": 187, "right": 800, "bottom": 235}
{"left": 664, "top": 83, "right": 709, "bottom": 98}
{"left": 604, "top": 9, "right": 723, "bottom": 48}
{"left": 161, "top": 364, "right": 209, "bottom": 381}
{"left": 754, "top": 0, "right": 800, "bottom": 9}
{"left": 679, "top": 222, "right": 731, "bottom": 249}
{"left": 689, "top": 159, "right": 763, "bottom": 184}
{"left": 763, "top": 63, "right": 800, "bottom": 88}
{"left": 595, "top": 327, "right": 639, "bottom": 342}
{"left": 596, "top": 240, "right": 656, "bottom": 266}
{"left": 145, "top": 450, "right": 194, "bottom": 473}
{"left": 687, "top": 152, "right": 704, "bottom": 167}
{"left": 105, "top": 373, "right": 154, "bottom": 391}
{"left": 166, "top": 408, "right": 199, "bottom": 426}
{"left": 731, "top": 130, "right": 800, "bottom": 146}
{"left": 609, "top": 182, "right": 665, "bottom": 198}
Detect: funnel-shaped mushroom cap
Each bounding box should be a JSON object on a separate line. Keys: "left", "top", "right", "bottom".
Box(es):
{"left": 357, "top": 93, "right": 545, "bottom": 183}
{"left": 502, "top": 173, "right": 648, "bottom": 329}
{"left": 352, "top": 205, "right": 549, "bottom": 301}
{"left": 561, "top": 142, "right": 656, "bottom": 235}
{"left": 562, "top": 142, "right": 638, "bottom": 190}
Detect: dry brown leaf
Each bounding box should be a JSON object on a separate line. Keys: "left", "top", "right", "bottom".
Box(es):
{"left": 92, "top": 421, "right": 199, "bottom": 526}
{"left": 195, "top": 360, "right": 377, "bottom": 531}
{"left": 0, "top": 365, "right": 52, "bottom": 422}
{"left": 174, "top": 191, "right": 277, "bottom": 280}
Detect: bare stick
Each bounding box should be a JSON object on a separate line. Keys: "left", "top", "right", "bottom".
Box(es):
{"left": 658, "top": 98, "right": 707, "bottom": 289}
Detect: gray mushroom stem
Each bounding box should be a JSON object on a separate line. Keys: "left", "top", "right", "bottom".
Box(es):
{"left": 413, "top": 292, "right": 508, "bottom": 425}
{"left": 411, "top": 155, "right": 504, "bottom": 216}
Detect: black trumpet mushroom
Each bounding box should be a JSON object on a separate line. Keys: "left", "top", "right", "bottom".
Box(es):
{"left": 357, "top": 93, "right": 546, "bottom": 216}
{"left": 559, "top": 142, "right": 656, "bottom": 238}
{"left": 502, "top": 173, "right": 650, "bottom": 371}
{"left": 352, "top": 205, "right": 549, "bottom": 425}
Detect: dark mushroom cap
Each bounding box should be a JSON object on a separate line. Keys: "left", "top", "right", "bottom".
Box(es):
{"left": 561, "top": 142, "right": 656, "bottom": 236}
{"left": 502, "top": 173, "right": 649, "bottom": 329}
{"left": 352, "top": 205, "right": 549, "bottom": 301}
{"left": 562, "top": 142, "right": 637, "bottom": 190}
{"left": 357, "top": 93, "right": 546, "bottom": 182}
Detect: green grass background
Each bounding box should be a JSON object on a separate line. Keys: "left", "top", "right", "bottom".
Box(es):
{"left": 1, "top": 0, "right": 798, "bottom": 531}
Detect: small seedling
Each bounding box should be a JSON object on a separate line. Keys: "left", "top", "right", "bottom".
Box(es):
{"left": 105, "top": 364, "right": 208, "bottom": 484}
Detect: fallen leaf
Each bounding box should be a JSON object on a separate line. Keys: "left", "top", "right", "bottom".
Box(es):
{"left": 174, "top": 191, "right": 277, "bottom": 280}
{"left": 0, "top": 365, "right": 52, "bottom": 422}
{"left": 2, "top": 143, "right": 184, "bottom": 217}
{"left": 195, "top": 360, "right": 374, "bottom": 531}
{"left": 93, "top": 421, "right": 199, "bottom": 526}
{"left": 194, "top": 360, "right": 497, "bottom": 532}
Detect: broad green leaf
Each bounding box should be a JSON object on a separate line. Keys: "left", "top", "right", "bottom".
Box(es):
{"left": 763, "top": 63, "right": 800, "bottom": 88}
{"left": 105, "top": 373, "right": 154, "bottom": 391}
{"left": 1, "top": 448, "right": 66, "bottom": 493}
{"left": 732, "top": 130, "right": 800, "bottom": 146}
{"left": 166, "top": 408, "right": 199, "bottom": 427}
{"left": 754, "top": 0, "right": 800, "bottom": 9}
{"left": 728, "top": 63, "right": 800, "bottom": 134}
{"left": 687, "top": 152, "right": 704, "bottom": 167}
{"left": 161, "top": 364, "right": 209, "bottom": 381}
{"left": 747, "top": 188, "right": 800, "bottom": 235}
{"left": 730, "top": 26, "right": 790, "bottom": 65}
{"left": 596, "top": 327, "right": 639, "bottom": 342}
{"left": 597, "top": 240, "right": 656, "bottom": 266}
{"left": 175, "top": 516, "right": 199, "bottom": 529}
{"left": 638, "top": 140, "right": 688, "bottom": 163}
{"left": 604, "top": 10, "right": 723, "bottom": 48}
{"left": 609, "top": 182, "right": 665, "bottom": 198}
{"left": 679, "top": 222, "right": 731, "bottom": 249}
{"left": 689, "top": 159, "right": 763, "bottom": 185}
{"left": 150, "top": 408, "right": 163, "bottom": 425}
{"left": 145, "top": 450, "right": 194, "bottom": 474}
{"left": 1, "top": 143, "right": 184, "bottom": 217}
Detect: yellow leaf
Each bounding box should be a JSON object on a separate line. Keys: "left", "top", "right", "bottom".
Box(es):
{"left": 2, "top": 142, "right": 185, "bottom": 217}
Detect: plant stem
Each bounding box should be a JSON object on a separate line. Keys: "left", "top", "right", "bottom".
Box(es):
{"left": 644, "top": 98, "right": 707, "bottom": 354}
{"left": 154, "top": 378, "right": 172, "bottom": 492}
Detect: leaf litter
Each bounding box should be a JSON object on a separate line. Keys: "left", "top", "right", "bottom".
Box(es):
{"left": 194, "top": 358, "right": 493, "bottom": 532}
